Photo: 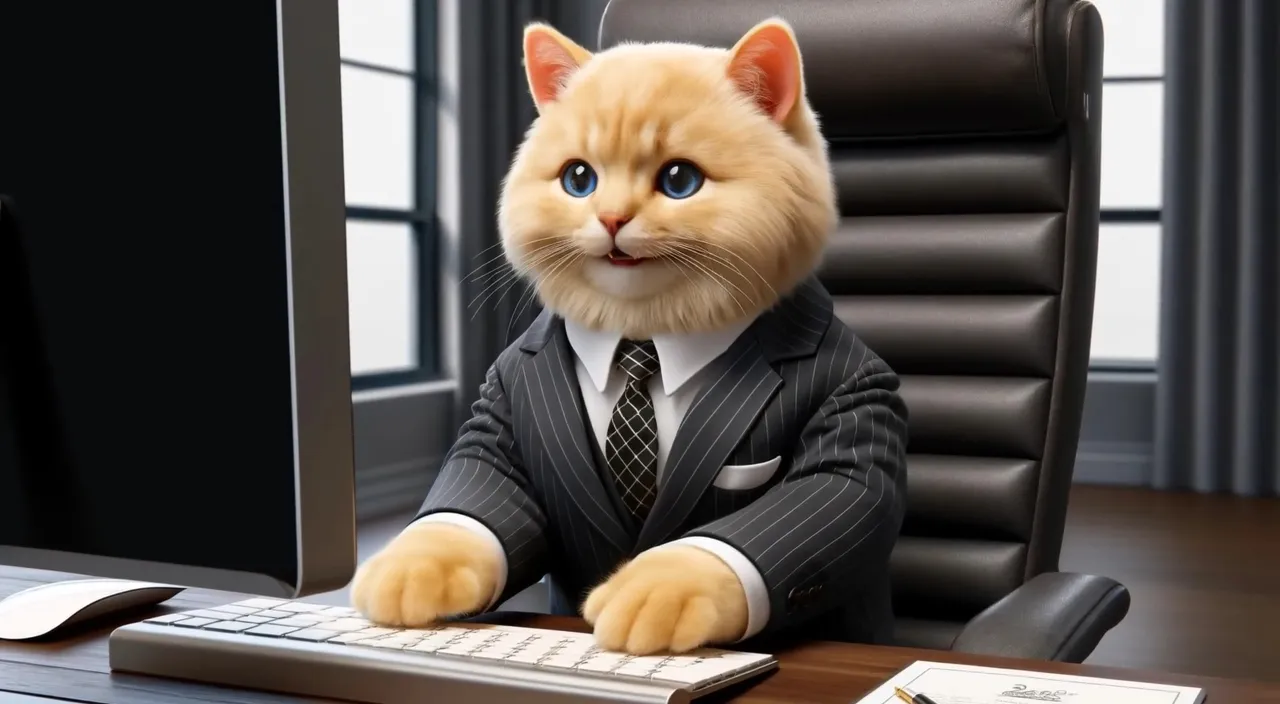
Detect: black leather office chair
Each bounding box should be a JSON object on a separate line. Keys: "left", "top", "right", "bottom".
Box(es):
{"left": 599, "top": 0, "right": 1129, "bottom": 663}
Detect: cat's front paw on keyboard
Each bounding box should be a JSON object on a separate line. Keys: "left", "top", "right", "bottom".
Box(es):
{"left": 351, "top": 523, "right": 500, "bottom": 627}
{"left": 582, "top": 545, "right": 748, "bottom": 655}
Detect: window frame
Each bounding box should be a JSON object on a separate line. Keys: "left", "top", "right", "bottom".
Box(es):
{"left": 1092, "top": 72, "right": 1162, "bottom": 372}
{"left": 1075, "top": 24, "right": 1164, "bottom": 487}
{"left": 345, "top": 0, "right": 440, "bottom": 391}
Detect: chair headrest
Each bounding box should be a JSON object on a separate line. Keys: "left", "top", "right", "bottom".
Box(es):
{"left": 598, "top": 0, "right": 1073, "bottom": 140}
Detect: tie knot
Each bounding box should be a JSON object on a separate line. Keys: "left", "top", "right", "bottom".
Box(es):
{"left": 616, "top": 339, "right": 659, "bottom": 384}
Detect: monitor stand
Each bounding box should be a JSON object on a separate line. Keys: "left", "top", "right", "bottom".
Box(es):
{"left": 0, "top": 578, "right": 185, "bottom": 641}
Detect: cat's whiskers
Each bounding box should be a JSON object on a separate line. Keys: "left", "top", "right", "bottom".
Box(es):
{"left": 467, "top": 256, "right": 539, "bottom": 302}
{"left": 652, "top": 243, "right": 749, "bottom": 318}
{"left": 657, "top": 246, "right": 701, "bottom": 291}
{"left": 465, "top": 236, "right": 566, "bottom": 284}
{"left": 484, "top": 243, "right": 579, "bottom": 315}
{"left": 533, "top": 248, "right": 583, "bottom": 290}
{"left": 506, "top": 250, "right": 582, "bottom": 340}
{"left": 468, "top": 242, "right": 574, "bottom": 316}
{"left": 668, "top": 235, "right": 777, "bottom": 300}
{"left": 470, "top": 242, "right": 570, "bottom": 293}
{"left": 659, "top": 241, "right": 755, "bottom": 312}
{"left": 469, "top": 264, "right": 535, "bottom": 314}
{"left": 669, "top": 243, "right": 755, "bottom": 288}
{"left": 505, "top": 283, "right": 540, "bottom": 342}
{"left": 472, "top": 233, "right": 561, "bottom": 263}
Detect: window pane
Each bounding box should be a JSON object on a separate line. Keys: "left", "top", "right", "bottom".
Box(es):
{"left": 338, "top": 0, "right": 413, "bottom": 72}
{"left": 347, "top": 221, "right": 417, "bottom": 375}
{"left": 1101, "top": 81, "right": 1163, "bottom": 210}
{"left": 340, "top": 66, "right": 413, "bottom": 210}
{"left": 1091, "top": 0, "right": 1164, "bottom": 78}
{"left": 1091, "top": 224, "right": 1160, "bottom": 362}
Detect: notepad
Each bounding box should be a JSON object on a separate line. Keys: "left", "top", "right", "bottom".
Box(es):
{"left": 855, "top": 661, "right": 1205, "bottom": 704}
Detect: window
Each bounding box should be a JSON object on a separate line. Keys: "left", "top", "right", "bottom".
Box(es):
{"left": 338, "top": 0, "right": 438, "bottom": 388}
{"left": 1089, "top": 0, "right": 1163, "bottom": 366}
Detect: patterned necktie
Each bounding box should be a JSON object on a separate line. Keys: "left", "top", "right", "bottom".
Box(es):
{"left": 605, "top": 339, "right": 661, "bottom": 522}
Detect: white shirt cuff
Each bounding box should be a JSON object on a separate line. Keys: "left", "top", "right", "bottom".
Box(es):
{"left": 408, "top": 513, "right": 508, "bottom": 610}
{"left": 660, "top": 536, "right": 770, "bottom": 641}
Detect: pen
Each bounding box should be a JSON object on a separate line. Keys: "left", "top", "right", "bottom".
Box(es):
{"left": 894, "top": 686, "right": 939, "bottom": 704}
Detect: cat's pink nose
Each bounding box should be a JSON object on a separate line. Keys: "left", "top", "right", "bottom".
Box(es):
{"left": 598, "top": 214, "right": 631, "bottom": 237}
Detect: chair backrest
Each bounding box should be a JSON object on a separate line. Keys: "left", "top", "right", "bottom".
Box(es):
{"left": 598, "top": 0, "right": 1104, "bottom": 649}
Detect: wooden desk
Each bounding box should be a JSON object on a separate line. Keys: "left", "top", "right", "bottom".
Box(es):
{"left": 3, "top": 567, "right": 1278, "bottom": 703}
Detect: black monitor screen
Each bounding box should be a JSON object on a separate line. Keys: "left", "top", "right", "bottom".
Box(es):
{"left": 0, "top": 4, "right": 301, "bottom": 587}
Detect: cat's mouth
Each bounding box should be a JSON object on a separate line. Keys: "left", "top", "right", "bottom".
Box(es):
{"left": 605, "top": 247, "right": 649, "bottom": 267}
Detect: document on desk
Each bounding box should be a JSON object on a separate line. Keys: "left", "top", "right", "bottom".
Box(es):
{"left": 855, "top": 661, "right": 1205, "bottom": 704}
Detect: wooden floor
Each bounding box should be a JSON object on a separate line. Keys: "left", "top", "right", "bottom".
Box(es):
{"left": 337, "top": 485, "right": 1280, "bottom": 684}
{"left": 1062, "top": 484, "right": 1280, "bottom": 682}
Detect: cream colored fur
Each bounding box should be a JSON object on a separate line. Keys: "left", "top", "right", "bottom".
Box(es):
{"left": 351, "top": 523, "right": 499, "bottom": 626}
{"left": 354, "top": 17, "right": 835, "bottom": 654}
{"left": 499, "top": 19, "right": 836, "bottom": 338}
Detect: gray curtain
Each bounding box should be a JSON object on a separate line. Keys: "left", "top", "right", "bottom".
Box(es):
{"left": 1153, "top": 0, "right": 1280, "bottom": 495}
{"left": 452, "top": 0, "right": 608, "bottom": 423}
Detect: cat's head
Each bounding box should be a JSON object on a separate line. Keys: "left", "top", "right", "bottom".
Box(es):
{"left": 498, "top": 18, "right": 836, "bottom": 338}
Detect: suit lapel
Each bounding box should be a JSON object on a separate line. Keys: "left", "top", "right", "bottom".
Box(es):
{"left": 633, "top": 276, "right": 834, "bottom": 551}
{"left": 520, "top": 315, "right": 633, "bottom": 553}
{"left": 635, "top": 332, "right": 783, "bottom": 551}
{"left": 515, "top": 277, "right": 834, "bottom": 555}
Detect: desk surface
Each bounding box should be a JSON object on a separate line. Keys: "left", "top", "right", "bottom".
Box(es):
{"left": 2, "top": 567, "right": 1278, "bottom": 703}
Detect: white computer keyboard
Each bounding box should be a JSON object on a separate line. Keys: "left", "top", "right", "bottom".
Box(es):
{"left": 110, "top": 597, "right": 778, "bottom": 703}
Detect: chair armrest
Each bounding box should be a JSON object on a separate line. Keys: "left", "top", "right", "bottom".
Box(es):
{"left": 950, "top": 572, "right": 1130, "bottom": 663}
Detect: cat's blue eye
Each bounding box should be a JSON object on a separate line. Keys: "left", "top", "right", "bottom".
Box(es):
{"left": 560, "top": 160, "right": 597, "bottom": 197}
{"left": 656, "top": 160, "right": 704, "bottom": 199}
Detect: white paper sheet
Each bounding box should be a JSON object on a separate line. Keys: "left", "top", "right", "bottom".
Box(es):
{"left": 855, "top": 661, "right": 1205, "bottom": 704}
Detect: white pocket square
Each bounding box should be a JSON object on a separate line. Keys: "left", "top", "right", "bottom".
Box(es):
{"left": 712, "top": 456, "right": 783, "bottom": 491}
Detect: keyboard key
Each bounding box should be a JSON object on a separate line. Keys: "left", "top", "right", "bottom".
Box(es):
{"left": 245, "top": 624, "right": 300, "bottom": 637}
{"left": 210, "top": 605, "right": 259, "bottom": 616}
{"left": 321, "top": 606, "right": 357, "bottom": 616}
{"left": 321, "top": 618, "right": 373, "bottom": 632}
{"left": 173, "top": 617, "right": 217, "bottom": 628}
{"left": 238, "top": 615, "right": 273, "bottom": 624}
{"left": 277, "top": 602, "right": 327, "bottom": 613}
{"left": 144, "top": 613, "right": 190, "bottom": 625}
{"left": 183, "top": 609, "right": 245, "bottom": 620}
{"left": 233, "top": 598, "right": 288, "bottom": 609}
{"left": 329, "top": 628, "right": 396, "bottom": 644}
{"left": 613, "top": 655, "right": 692, "bottom": 680}
{"left": 271, "top": 616, "right": 327, "bottom": 628}
{"left": 283, "top": 628, "right": 340, "bottom": 642}
{"left": 206, "top": 621, "right": 256, "bottom": 633}
{"left": 570, "top": 651, "right": 629, "bottom": 673}
{"left": 358, "top": 635, "right": 417, "bottom": 650}
{"left": 255, "top": 609, "right": 292, "bottom": 618}
{"left": 502, "top": 637, "right": 561, "bottom": 665}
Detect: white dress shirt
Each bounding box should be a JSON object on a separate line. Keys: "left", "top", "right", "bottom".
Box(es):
{"left": 412, "top": 316, "right": 771, "bottom": 640}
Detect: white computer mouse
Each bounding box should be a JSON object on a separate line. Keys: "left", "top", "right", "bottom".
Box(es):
{"left": 0, "top": 578, "right": 185, "bottom": 640}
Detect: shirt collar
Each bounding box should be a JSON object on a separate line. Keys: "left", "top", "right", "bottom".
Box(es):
{"left": 563, "top": 317, "right": 754, "bottom": 396}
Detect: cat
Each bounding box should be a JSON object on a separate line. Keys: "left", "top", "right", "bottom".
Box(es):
{"left": 349, "top": 17, "right": 895, "bottom": 657}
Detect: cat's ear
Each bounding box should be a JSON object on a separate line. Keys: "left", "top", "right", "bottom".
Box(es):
{"left": 523, "top": 23, "right": 593, "bottom": 110}
{"left": 726, "top": 18, "right": 804, "bottom": 124}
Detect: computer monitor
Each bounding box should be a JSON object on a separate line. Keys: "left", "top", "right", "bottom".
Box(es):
{"left": 0, "top": 0, "right": 356, "bottom": 600}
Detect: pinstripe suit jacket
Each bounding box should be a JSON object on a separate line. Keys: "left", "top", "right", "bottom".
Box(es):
{"left": 418, "top": 277, "right": 909, "bottom": 643}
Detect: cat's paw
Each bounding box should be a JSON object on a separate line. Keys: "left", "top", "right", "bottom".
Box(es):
{"left": 582, "top": 546, "right": 748, "bottom": 655}
{"left": 351, "top": 523, "right": 499, "bottom": 627}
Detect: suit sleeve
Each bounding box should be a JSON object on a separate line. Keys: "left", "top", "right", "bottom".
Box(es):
{"left": 685, "top": 355, "right": 908, "bottom": 635}
{"left": 415, "top": 355, "right": 549, "bottom": 606}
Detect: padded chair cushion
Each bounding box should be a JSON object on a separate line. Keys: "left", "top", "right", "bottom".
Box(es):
{"left": 598, "top": 0, "right": 1067, "bottom": 139}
